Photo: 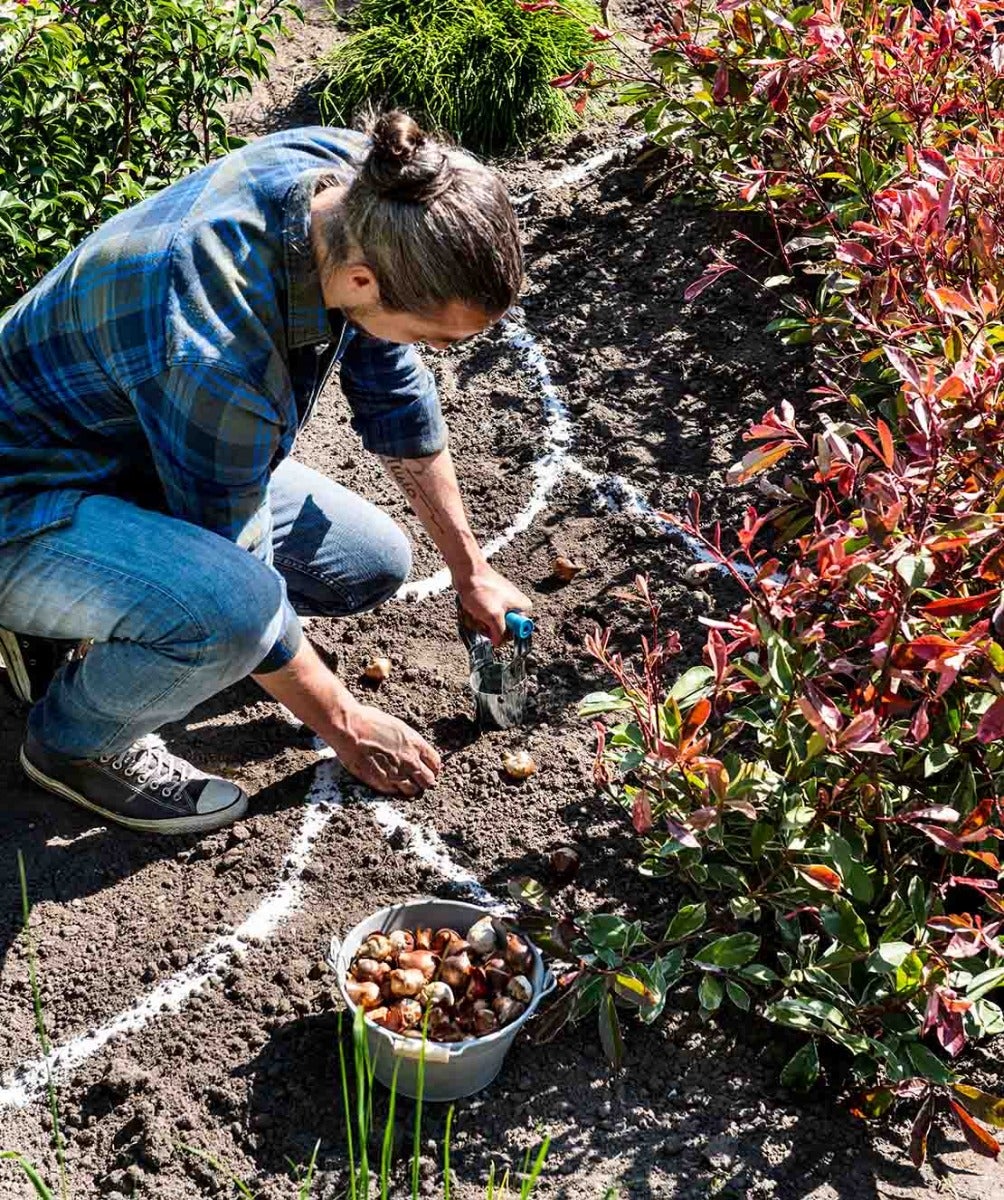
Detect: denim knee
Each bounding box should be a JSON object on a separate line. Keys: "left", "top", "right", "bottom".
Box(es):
{"left": 350, "top": 521, "right": 412, "bottom": 613}
{"left": 183, "top": 552, "right": 287, "bottom": 679}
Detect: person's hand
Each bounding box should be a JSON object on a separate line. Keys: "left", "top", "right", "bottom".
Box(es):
{"left": 456, "top": 563, "right": 534, "bottom": 646}
{"left": 328, "top": 699, "right": 442, "bottom": 797}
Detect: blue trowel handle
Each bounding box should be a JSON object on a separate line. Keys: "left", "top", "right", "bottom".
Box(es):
{"left": 505, "top": 611, "right": 534, "bottom": 640}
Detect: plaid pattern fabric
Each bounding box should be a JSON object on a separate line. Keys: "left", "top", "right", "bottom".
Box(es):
{"left": 0, "top": 126, "right": 446, "bottom": 553}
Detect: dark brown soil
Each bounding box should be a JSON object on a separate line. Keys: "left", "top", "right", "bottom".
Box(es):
{"left": 2, "top": 6, "right": 1004, "bottom": 1200}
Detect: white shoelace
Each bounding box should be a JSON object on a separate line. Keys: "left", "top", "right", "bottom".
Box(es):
{"left": 99, "top": 737, "right": 194, "bottom": 799}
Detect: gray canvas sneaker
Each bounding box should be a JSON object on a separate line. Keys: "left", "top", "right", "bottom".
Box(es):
{"left": 20, "top": 731, "right": 248, "bottom": 835}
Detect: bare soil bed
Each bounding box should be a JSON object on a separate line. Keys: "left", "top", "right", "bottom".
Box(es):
{"left": 2, "top": 6, "right": 1004, "bottom": 1199}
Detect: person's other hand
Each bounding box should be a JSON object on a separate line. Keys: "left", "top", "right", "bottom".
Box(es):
{"left": 328, "top": 700, "right": 441, "bottom": 797}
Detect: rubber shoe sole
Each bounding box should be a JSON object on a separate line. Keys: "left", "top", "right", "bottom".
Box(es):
{"left": 19, "top": 745, "right": 248, "bottom": 835}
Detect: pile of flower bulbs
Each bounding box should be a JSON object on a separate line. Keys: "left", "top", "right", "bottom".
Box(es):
{"left": 345, "top": 916, "right": 534, "bottom": 1041}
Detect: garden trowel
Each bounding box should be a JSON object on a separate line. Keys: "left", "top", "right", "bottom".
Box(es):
{"left": 458, "top": 604, "right": 534, "bottom": 730}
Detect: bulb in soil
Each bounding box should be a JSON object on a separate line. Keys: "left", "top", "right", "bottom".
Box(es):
{"left": 502, "top": 750, "right": 537, "bottom": 780}
{"left": 492, "top": 996, "right": 527, "bottom": 1027}
{"left": 466, "top": 915, "right": 498, "bottom": 956}
{"left": 358, "top": 933, "right": 394, "bottom": 962}
{"left": 389, "top": 968, "right": 427, "bottom": 998}
{"left": 363, "top": 656, "right": 392, "bottom": 681}
{"left": 549, "top": 845, "right": 581, "bottom": 883}
{"left": 366, "top": 1006, "right": 390, "bottom": 1027}
{"left": 397, "top": 949, "right": 438, "bottom": 981}
{"left": 505, "top": 932, "right": 534, "bottom": 974}
{"left": 432, "top": 927, "right": 468, "bottom": 957}
{"left": 507, "top": 974, "right": 534, "bottom": 1004}
{"left": 397, "top": 998, "right": 423, "bottom": 1030}
{"left": 414, "top": 927, "right": 433, "bottom": 950}
{"left": 388, "top": 929, "right": 415, "bottom": 954}
{"left": 438, "top": 1022, "right": 466, "bottom": 1043}
{"left": 420, "top": 981, "right": 455, "bottom": 1008}
{"left": 345, "top": 980, "right": 382, "bottom": 1011}
{"left": 550, "top": 555, "right": 586, "bottom": 582}
{"left": 351, "top": 957, "right": 388, "bottom": 985}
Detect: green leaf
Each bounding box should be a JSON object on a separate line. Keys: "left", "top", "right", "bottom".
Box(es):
{"left": 581, "top": 914, "right": 647, "bottom": 955}
{"left": 665, "top": 902, "right": 707, "bottom": 941}
{"left": 908, "top": 876, "right": 929, "bottom": 932}
{"left": 738, "top": 963, "right": 779, "bottom": 986}
{"left": 507, "top": 876, "right": 553, "bottom": 913}
{"left": 896, "top": 553, "right": 934, "bottom": 588}
{"left": 904, "top": 1041, "right": 955, "bottom": 1085}
{"left": 766, "top": 635, "right": 794, "bottom": 693}
{"left": 966, "top": 966, "right": 1004, "bottom": 1002}
{"left": 668, "top": 664, "right": 715, "bottom": 705}
{"left": 819, "top": 897, "right": 870, "bottom": 951}
{"left": 952, "top": 1084, "right": 1004, "bottom": 1128}
{"left": 612, "top": 972, "right": 657, "bottom": 1007}
{"left": 598, "top": 990, "right": 624, "bottom": 1070}
{"left": 579, "top": 690, "right": 632, "bottom": 716}
{"left": 765, "top": 997, "right": 849, "bottom": 1033}
{"left": 780, "top": 1040, "right": 820, "bottom": 1091}
{"left": 866, "top": 941, "right": 914, "bottom": 973}
{"left": 699, "top": 972, "right": 724, "bottom": 1012}
{"left": 750, "top": 820, "right": 774, "bottom": 860}
{"left": 694, "top": 933, "right": 761, "bottom": 969}
{"left": 726, "top": 980, "right": 751, "bottom": 1011}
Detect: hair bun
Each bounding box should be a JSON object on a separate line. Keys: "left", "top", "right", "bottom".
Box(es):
{"left": 363, "top": 110, "right": 456, "bottom": 204}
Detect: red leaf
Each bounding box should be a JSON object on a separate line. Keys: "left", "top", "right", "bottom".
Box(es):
{"left": 631, "top": 791, "right": 653, "bottom": 834}
{"left": 684, "top": 260, "right": 737, "bottom": 302}
{"left": 979, "top": 541, "right": 1004, "bottom": 582}
{"left": 958, "top": 798, "right": 996, "bottom": 841}
{"left": 664, "top": 816, "right": 700, "bottom": 849}
{"left": 910, "top": 1095, "right": 936, "bottom": 1167}
{"left": 919, "top": 147, "right": 952, "bottom": 180}
{"left": 903, "top": 805, "right": 961, "bottom": 824}
{"left": 679, "top": 698, "right": 711, "bottom": 748}
{"left": 572, "top": 91, "right": 589, "bottom": 115}
{"left": 910, "top": 701, "right": 930, "bottom": 742}
{"left": 836, "top": 241, "right": 874, "bottom": 266}
{"left": 922, "top": 590, "right": 997, "bottom": 617}
{"left": 916, "top": 824, "right": 966, "bottom": 853}
{"left": 797, "top": 864, "right": 842, "bottom": 892}
{"left": 978, "top": 696, "right": 1004, "bottom": 744}
{"left": 712, "top": 64, "right": 729, "bottom": 104}
{"left": 949, "top": 1100, "right": 1001, "bottom": 1158}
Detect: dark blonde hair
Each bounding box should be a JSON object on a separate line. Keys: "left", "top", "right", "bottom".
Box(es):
{"left": 322, "top": 111, "right": 523, "bottom": 317}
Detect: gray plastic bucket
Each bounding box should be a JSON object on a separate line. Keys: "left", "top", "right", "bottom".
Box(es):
{"left": 330, "top": 897, "right": 556, "bottom": 1102}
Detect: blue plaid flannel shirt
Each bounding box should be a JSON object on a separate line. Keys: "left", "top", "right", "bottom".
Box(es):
{"left": 0, "top": 127, "right": 446, "bottom": 671}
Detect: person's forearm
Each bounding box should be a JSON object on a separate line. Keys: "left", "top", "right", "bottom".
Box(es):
{"left": 381, "top": 447, "right": 485, "bottom": 584}
{"left": 252, "top": 638, "right": 354, "bottom": 744}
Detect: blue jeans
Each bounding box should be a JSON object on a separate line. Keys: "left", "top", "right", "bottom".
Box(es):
{"left": 0, "top": 460, "right": 411, "bottom": 758}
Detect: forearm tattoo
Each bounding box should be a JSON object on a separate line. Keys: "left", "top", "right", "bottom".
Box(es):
{"left": 385, "top": 456, "right": 447, "bottom": 536}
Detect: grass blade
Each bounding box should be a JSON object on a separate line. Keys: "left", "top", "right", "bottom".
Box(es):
{"left": 0, "top": 1151, "right": 54, "bottom": 1200}
{"left": 443, "top": 1104, "right": 455, "bottom": 1200}
{"left": 380, "top": 1059, "right": 401, "bottom": 1200}
{"left": 17, "top": 851, "right": 67, "bottom": 1200}
{"left": 337, "top": 1012, "right": 358, "bottom": 1200}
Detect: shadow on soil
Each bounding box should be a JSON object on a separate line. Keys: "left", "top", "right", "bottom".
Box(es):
{"left": 236, "top": 1003, "right": 934, "bottom": 1200}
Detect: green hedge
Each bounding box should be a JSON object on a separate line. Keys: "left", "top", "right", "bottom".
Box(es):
{"left": 0, "top": 0, "right": 298, "bottom": 312}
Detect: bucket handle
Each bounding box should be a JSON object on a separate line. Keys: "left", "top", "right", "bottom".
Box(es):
{"left": 390, "top": 1037, "right": 454, "bottom": 1064}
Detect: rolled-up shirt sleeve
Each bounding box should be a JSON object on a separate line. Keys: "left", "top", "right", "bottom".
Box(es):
{"left": 339, "top": 332, "right": 447, "bottom": 459}
{"left": 129, "top": 362, "right": 302, "bottom": 673}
